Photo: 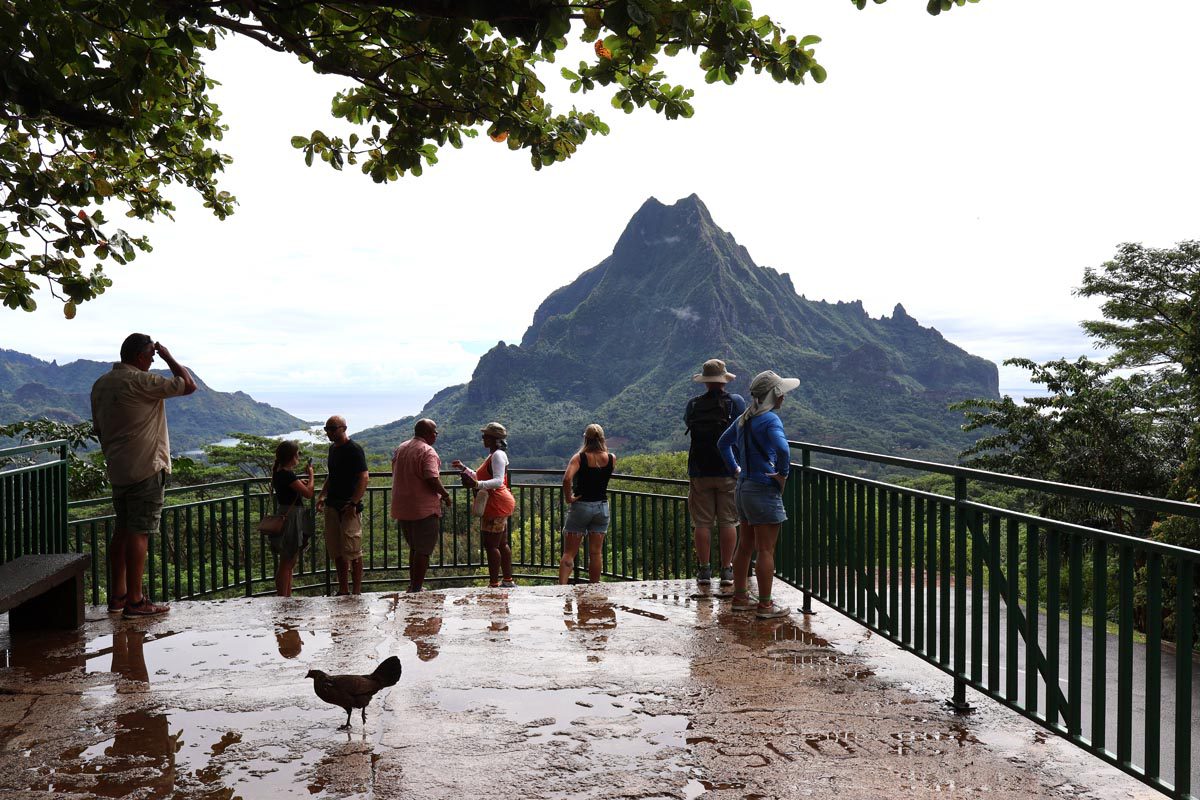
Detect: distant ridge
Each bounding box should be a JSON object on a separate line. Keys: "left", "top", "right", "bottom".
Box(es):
{"left": 357, "top": 195, "right": 998, "bottom": 465}
{"left": 0, "top": 349, "right": 308, "bottom": 453}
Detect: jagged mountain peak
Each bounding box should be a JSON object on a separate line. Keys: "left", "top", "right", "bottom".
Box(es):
{"left": 357, "top": 196, "right": 999, "bottom": 465}
{"left": 610, "top": 193, "right": 723, "bottom": 261}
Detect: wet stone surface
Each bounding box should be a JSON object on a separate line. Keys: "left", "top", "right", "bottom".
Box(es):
{"left": 0, "top": 582, "right": 1159, "bottom": 799}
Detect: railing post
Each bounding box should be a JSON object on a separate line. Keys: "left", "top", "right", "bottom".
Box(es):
{"left": 242, "top": 481, "right": 253, "bottom": 597}
{"left": 948, "top": 474, "right": 973, "bottom": 714}
{"left": 799, "top": 447, "right": 814, "bottom": 615}
{"left": 58, "top": 442, "right": 69, "bottom": 553}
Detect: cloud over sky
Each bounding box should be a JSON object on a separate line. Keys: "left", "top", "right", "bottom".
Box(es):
{"left": 2, "top": 1, "right": 1196, "bottom": 418}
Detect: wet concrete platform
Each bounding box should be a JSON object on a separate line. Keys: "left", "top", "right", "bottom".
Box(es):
{"left": 0, "top": 581, "right": 1160, "bottom": 799}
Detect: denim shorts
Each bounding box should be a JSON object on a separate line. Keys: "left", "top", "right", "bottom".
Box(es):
{"left": 564, "top": 500, "right": 609, "bottom": 534}
{"left": 735, "top": 478, "right": 786, "bottom": 525}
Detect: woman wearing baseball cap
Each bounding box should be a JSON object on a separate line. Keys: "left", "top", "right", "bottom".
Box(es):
{"left": 717, "top": 370, "right": 800, "bottom": 619}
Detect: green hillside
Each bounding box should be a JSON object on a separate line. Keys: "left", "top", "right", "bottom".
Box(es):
{"left": 356, "top": 195, "right": 999, "bottom": 466}
{"left": 0, "top": 350, "right": 308, "bottom": 453}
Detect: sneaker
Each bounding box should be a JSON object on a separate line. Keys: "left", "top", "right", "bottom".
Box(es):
{"left": 696, "top": 565, "right": 712, "bottom": 586}
{"left": 731, "top": 594, "right": 758, "bottom": 611}
{"left": 106, "top": 594, "right": 126, "bottom": 613}
{"left": 755, "top": 602, "right": 790, "bottom": 620}
{"left": 500, "top": 579, "right": 516, "bottom": 588}
{"left": 122, "top": 599, "right": 169, "bottom": 618}
{"left": 488, "top": 581, "right": 501, "bottom": 588}
{"left": 719, "top": 567, "right": 734, "bottom": 587}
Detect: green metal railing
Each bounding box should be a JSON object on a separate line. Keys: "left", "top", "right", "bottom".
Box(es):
{"left": 0, "top": 440, "right": 70, "bottom": 560}
{"left": 785, "top": 441, "right": 1200, "bottom": 800}
{"left": 2, "top": 439, "right": 1198, "bottom": 798}
{"left": 62, "top": 469, "right": 691, "bottom": 604}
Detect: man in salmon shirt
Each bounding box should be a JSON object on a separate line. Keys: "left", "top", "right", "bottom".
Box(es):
{"left": 390, "top": 419, "right": 451, "bottom": 593}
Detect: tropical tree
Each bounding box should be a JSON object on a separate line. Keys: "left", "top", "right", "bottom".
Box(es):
{"left": 1, "top": 0, "right": 976, "bottom": 314}
{"left": 952, "top": 357, "right": 1181, "bottom": 533}
{"left": 203, "top": 432, "right": 319, "bottom": 479}
{"left": 0, "top": 418, "right": 108, "bottom": 497}
{"left": 1076, "top": 240, "right": 1200, "bottom": 500}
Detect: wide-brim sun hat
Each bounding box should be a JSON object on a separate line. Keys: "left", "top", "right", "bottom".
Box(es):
{"left": 480, "top": 422, "right": 508, "bottom": 439}
{"left": 749, "top": 370, "right": 800, "bottom": 399}
{"left": 692, "top": 358, "right": 736, "bottom": 383}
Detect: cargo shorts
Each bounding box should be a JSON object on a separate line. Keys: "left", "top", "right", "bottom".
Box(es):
{"left": 688, "top": 476, "right": 738, "bottom": 528}
{"left": 324, "top": 505, "right": 363, "bottom": 561}
{"left": 112, "top": 469, "right": 167, "bottom": 535}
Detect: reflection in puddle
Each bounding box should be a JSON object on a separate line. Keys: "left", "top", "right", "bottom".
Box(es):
{"left": 81, "top": 628, "right": 332, "bottom": 678}
{"left": 771, "top": 624, "right": 830, "bottom": 648}
{"left": 1, "top": 628, "right": 87, "bottom": 680}
{"left": 405, "top": 613, "right": 444, "bottom": 662}
{"left": 615, "top": 605, "right": 668, "bottom": 622}
{"left": 43, "top": 707, "right": 327, "bottom": 798}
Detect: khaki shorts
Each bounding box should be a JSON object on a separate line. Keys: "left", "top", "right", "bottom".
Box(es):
{"left": 400, "top": 515, "right": 440, "bottom": 557}
{"left": 112, "top": 469, "right": 167, "bottom": 535}
{"left": 688, "top": 476, "right": 738, "bottom": 528}
{"left": 324, "top": 505, "right": 363, "bottom": 561}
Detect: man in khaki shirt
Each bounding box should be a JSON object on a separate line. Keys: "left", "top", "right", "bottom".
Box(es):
{"left": 91, "top": 334, "right": 196, "bottom": 618}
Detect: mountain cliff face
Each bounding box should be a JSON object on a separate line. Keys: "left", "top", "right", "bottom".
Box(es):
{"left": 0, "top": 350, "right": 308, "bottom": 453}
{"left": 357, "top": 195, "right": 999, "bottom": 464}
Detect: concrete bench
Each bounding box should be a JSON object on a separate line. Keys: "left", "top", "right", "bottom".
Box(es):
{"left": 0, "top": 553, "right": 90, "bottom": 630}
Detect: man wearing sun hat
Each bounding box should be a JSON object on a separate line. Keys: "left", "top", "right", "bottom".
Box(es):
{"left": 684, "top": 358, "right": 747, "bottom": 588}
{"left": 717, "top": 369, "right": 801, "bottom": 620}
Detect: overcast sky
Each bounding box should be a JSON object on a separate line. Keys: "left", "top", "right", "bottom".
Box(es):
{"left": 2, "top": 0, "right": 1198, "bottom": 427}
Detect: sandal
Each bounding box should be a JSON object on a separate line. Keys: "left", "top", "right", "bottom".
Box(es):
{"left": 122, "top": 598, "right": 170, "bottom": 618}
{"left": 106, "top": 593, "right": 127, "bottom": 613}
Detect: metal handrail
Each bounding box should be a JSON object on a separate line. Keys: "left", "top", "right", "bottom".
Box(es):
{"left": 794, "top": 440, "right": 1200, "bottom": 519}
{"left": 4, "top": 437, "right": 1198, "bottom": 798}
{"left": 788, "top": 441, "right": 1199, "bottom": 800}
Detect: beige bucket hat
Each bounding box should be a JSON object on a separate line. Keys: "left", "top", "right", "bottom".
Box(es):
{"left": 692, "top": 358, "right": 736, "bottom": 383}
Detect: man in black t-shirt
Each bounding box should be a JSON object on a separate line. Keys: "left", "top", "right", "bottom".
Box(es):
{"left": 685, "top": 359, "right": 747, "bottom": 588}
{"left": 316, "top": 415, "right": 369, "bottom": 594}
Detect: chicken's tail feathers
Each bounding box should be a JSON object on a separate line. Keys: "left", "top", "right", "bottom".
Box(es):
{"left": 372, "top": 656, "right": 403, "bottom": 687}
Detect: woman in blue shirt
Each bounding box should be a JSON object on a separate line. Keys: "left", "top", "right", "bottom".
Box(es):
{"left": 717, "top": 370, "right": 800, "bottom": 619}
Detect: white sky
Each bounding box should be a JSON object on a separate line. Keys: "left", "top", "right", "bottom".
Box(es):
{"left": 2, "top": 0, "right": 1198, "bottom": 420}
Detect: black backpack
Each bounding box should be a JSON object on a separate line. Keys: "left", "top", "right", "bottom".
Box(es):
{"left": 686, "top": 392, "right": 735, "bottom": 474}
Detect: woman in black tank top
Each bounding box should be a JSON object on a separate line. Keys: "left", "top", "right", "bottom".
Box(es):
{"left": 558, "top": 424, "right": 616, "bottom": 584}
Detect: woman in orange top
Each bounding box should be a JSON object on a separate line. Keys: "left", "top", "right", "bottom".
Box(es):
{"left": 453, "top": 422, "right": 516, "bottom": 588}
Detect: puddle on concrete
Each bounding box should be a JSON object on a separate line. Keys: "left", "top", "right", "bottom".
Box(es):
{"left": 403, "top": 612, "right": 444, "bottom": 662}
{"left": 615, "top": 604, "right": 669, "bottom": 621}
{"left": 770, "top": 623, "right": 830, "bottom": 648}
{"left": 81, "top": 627, "right": 332, "bottom": 679}
{"left": 434, "top": 686, "right": 687, "bottom": 757}
{"left": 0, "top": 629, "right": 88, "bottom": 680}
{"left": 36, "top": 706, "right": 332, "bottom": 798}
{"left": 431, "top": 684, "right": 699, "bottom": 799}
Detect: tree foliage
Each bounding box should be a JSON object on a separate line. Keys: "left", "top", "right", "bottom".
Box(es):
{"left": 201, "top": 431, "right": 320, "bottom": 479}
{"left": 2, "top": 0, "right": 967, "bottom": 314}
{"left": 952, "top": 357, "right": 1182, "bottom": 532}
{"left": 1076, "top": 240, "right": 1200, "bottom": 500}
{"left": 0, "top": 418, "right": 108, "bottom": 497}
{"left": 954, "top": 240, "right": 1199, "bottom": 547}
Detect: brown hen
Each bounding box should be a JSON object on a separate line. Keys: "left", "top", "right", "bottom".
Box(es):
{"left": 306, "top": 655, "right": 402, "bottom": 729}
